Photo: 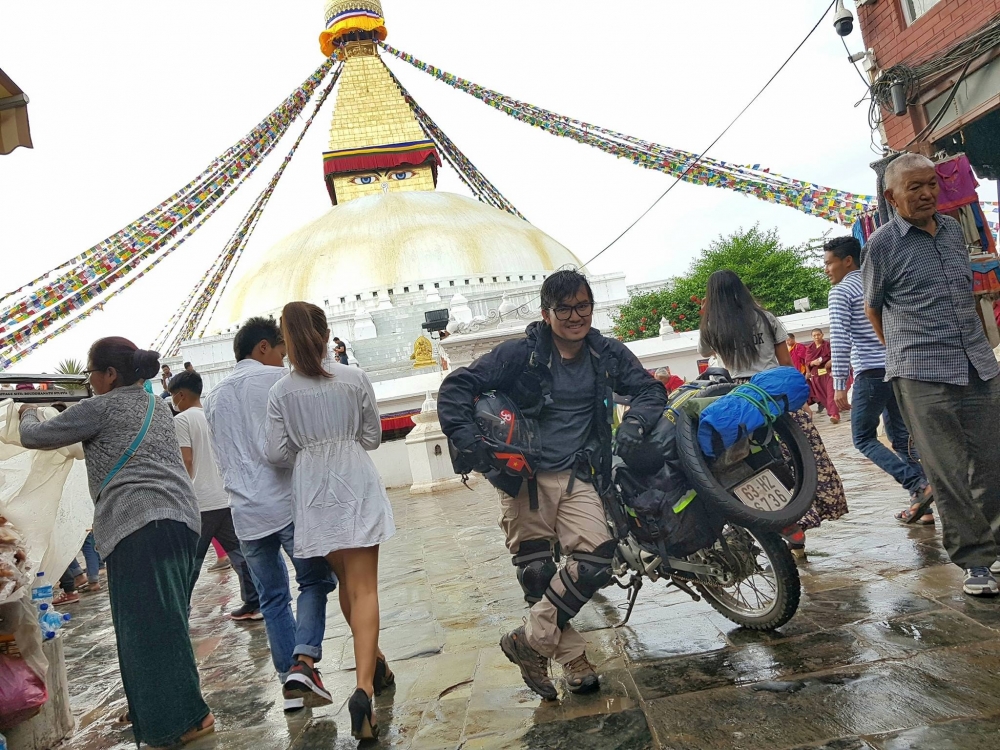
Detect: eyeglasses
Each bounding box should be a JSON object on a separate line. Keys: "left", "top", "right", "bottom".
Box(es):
{"left": 551, "top": 302, "right": 594, "bottom": 321}
{"left": 81, "top": 368, "right": 104, "bottom": 384}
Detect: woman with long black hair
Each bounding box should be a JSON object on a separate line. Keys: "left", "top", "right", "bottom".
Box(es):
{"left": 18, "top": 337, "right": 213, "bottom": 748}
{"left": 265, "top": 301, "right": 395, "bottom": 740}
{"left": 698, "top": 270, "right": 848, "bottom": 555}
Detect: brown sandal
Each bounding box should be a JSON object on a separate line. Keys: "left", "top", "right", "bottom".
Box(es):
{"left": 895, "top": 507, "right": 934, "bottom": 525}
{"left": 149, "top": 714, "right": 215, "bottom": 749}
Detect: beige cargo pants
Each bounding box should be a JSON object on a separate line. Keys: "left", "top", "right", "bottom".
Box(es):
{"left": 499, "top": 470, "right": 613, "bottom": 664}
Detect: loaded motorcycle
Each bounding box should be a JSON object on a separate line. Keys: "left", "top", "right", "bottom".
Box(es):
{"left": 605, "top": 369, "right": 818, "bottom": 631}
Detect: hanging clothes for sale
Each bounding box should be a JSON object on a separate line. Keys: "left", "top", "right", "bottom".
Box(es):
{"left": 852, "top": 218, "right": 865, "bottom": 246}
{"left": 936, "top": 154, "right": 979, "bottom": 212}
{"left": 946, "top": 206, "right": 984, "bottom": 253}
{"left": 972, "top": 202, "right": 997, "bottom": 254}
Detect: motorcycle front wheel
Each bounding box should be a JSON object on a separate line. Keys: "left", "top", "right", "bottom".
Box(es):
{"left": 690, "top": 525, "right": 800, "bottom": 631}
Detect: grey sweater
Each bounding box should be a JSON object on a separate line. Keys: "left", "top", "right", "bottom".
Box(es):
{"left": 19, "top": 384, "right": 201, "bottom": 558}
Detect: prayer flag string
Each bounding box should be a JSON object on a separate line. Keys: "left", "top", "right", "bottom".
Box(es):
{"left": 155, "top": 63, "right": 343, "bottom": 356}
{"left": 384, "top": 62, "right": 526, "bottom": 221}
{"left": 379, "top": 43, "right": 877, "bottom": 227}
{"left": 0, "top": 58, "right": 337, "bottom": 370}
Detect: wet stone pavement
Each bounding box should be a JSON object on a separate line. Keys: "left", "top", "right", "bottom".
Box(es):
{"left": 56, "top": 417, "right": 1000, "bottom": 750}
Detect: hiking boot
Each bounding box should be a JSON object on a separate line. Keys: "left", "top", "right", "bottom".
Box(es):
{"left": 563, "top": 654, "right": 600, "bottom": 694}
{"left": 284, "top": 660, "right": 333, "bottom": 707}
{"left": 500, "top": 626, "right": 557, "bottom": 700}
{"left": 963, "top": 567, "right": 999, "bottom": 597}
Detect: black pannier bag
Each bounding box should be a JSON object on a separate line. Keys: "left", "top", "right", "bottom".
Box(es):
{"left": 617, "top": 387, "right": 724, "bottom": 558}
{"left": 625, "top": 472, "right": 724, "bottom": 559}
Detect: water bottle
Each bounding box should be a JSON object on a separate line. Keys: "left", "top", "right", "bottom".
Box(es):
{"left": 37, "top": 603, "right": 70, "bottom": 639}
{"left": 31, "top": 571, "right": 54, "bottom": 608}
{"left": 38, "top": 603, "right": 57, "bottom": 640}
{"left": 1, "top": 730, "right": 8, "bottom": 749}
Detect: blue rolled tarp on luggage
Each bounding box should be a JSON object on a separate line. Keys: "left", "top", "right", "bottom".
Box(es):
{"left": 697, "top": 367, "right": 809, "bottom": 457}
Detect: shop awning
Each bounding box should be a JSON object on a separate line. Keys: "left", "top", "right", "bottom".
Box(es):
{"left": 0, "top": 68, "right": 33, "bottom": 155}
{"left": 380, "top": 410, "right": 418, "bottom": 432}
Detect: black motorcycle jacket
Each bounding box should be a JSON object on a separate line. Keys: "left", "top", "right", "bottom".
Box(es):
{"left": 438, "top": 321, "right": 667, "bottom": 497}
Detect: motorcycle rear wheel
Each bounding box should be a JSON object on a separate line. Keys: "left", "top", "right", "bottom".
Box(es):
{"left": 675, "top": 384, "right": 818, "bottom": 532}
{"left": 691, "top": 526, "right": 800, "bottom": 631}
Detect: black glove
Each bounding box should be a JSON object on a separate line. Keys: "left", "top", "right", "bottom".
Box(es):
{"left": 615, "top": 418, "right": 645, "bottom": 449}
{"left": 450, "top": 428, "right": 494, "bottom": 474}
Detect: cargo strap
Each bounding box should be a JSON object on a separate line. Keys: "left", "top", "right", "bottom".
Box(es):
{"left": 527, "top": 476, "right": 539, "bottom": 511}
{"left": 730, "top": 383, "right": 784, "bottom": 425}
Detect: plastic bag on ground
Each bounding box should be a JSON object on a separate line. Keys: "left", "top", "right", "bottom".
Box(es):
{"left": 0, "top": 625, "right": 48, "bottom": 729}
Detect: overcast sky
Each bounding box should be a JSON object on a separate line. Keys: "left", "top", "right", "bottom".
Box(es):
{"left": 3, "top": 1, "right": 991, "bottom": 371}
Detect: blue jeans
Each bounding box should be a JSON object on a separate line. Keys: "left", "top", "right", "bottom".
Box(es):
{"left": 851, "top": 370, "right": 927, "bottom": 494}
{"left": 240, "top": 523, "right": 337, "bottom": 680}
{"left": 67, "top": 532, "right": 101, "bottom": 584}
{"left": 82, "top": 532, "right": 100, "bottom": 582}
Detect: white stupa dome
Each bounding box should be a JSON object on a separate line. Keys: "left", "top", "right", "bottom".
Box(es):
{"left": 213, "top": 191, "right": 581, "bottom": 327}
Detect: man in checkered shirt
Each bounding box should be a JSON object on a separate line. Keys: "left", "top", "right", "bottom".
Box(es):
{"left": 863, "top": 153, "right": 1000, "bottom": 597}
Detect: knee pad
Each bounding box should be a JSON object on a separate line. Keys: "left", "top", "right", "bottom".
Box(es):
{"left": 512, "top": 539, "right": 556, "bottom": 604}
{"left": 545, "top": 539, "right": 617, "bottom": 629}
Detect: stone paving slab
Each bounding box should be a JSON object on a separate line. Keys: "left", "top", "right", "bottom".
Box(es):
{"left": 45, "top": 417, "right": 1000, "bottom": 749}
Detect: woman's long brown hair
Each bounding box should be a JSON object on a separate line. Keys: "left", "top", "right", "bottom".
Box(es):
{"left": 280, "top": 302, "right": 331, "bottom": 378}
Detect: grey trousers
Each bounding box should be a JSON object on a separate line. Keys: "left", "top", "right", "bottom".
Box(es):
{"left": 894, "top": 372, "right": 1000, "bottom": 569}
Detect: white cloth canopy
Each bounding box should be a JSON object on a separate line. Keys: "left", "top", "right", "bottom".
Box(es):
{"left": 0, "top": 400, "right": 91, "bottom": 600}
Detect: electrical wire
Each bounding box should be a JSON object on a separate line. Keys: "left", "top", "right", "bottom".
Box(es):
{"left": 903, "top": 56, "right": 975, "bottom": 148}
{"left": 841, "top": 37, "right": 873, "bottom": 90}
{"left": 840, "top": 37, "right": 885, "bottom": 156}
{"left": 866, "top": 11, "right": 1000, "bottom": 150}
{"left": 581, "top": 0, "right": 837, "bottom": 267}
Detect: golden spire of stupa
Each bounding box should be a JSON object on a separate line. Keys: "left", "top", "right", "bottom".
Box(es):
{"left": 319, "top": 1, "right": 440, "bottom": 205}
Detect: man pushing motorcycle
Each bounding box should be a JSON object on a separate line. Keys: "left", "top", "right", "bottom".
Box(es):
{"left": 438, "top": 270, "right": 667, "bottom": 699}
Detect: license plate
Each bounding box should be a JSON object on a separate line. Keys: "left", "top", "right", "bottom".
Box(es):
{"left": 733, "top": 470, "right": 793, "bottom": 512}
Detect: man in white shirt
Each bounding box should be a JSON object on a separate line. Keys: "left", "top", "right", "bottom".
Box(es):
{"left": 203, "top": 317, "right": 337, "bottom": 711}
{"left": 168, "top": 370, "right": 261, "bottom": 621}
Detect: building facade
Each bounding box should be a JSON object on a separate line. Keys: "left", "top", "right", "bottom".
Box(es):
{"left": 857, "top": 0, "right": 1000, "bottom": 181}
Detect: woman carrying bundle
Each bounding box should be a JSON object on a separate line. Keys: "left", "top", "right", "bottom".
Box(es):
{"left": 19, "top": 337, "right": 212, "bottom": 749}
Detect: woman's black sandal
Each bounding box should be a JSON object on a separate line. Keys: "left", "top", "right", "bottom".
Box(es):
{"left": 348, "top": 688, "right": 379, "bottom": 741}
{"left": 374, "top": 655, "right": 395, "bottom": 696}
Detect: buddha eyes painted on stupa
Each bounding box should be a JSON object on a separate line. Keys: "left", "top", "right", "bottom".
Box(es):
{"left": 349, "top": 170, "right": 415, "bottom": 186}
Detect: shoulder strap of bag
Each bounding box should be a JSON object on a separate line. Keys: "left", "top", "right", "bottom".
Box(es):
{"left": 97, "top": 393, "right": 156, "bottom": 497}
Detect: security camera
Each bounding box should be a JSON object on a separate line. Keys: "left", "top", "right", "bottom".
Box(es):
{"left": 833, "top": 0, "right": 854, "bottom": 37}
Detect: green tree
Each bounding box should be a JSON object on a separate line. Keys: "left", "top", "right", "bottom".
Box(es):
{"left": 55, "top": 358, "right": 84, "bottom": 375}
{"left": 612, "top": 225, "right": 830, "bottom": 342}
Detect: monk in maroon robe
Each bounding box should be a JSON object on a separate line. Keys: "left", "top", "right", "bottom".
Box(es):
{"left": 806, "top": 328, "right": 839, "bottom": 423}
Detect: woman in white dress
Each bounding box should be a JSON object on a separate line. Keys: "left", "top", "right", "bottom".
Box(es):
{"left": 264, "top": 301, "right": 395, "bottom": 740}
